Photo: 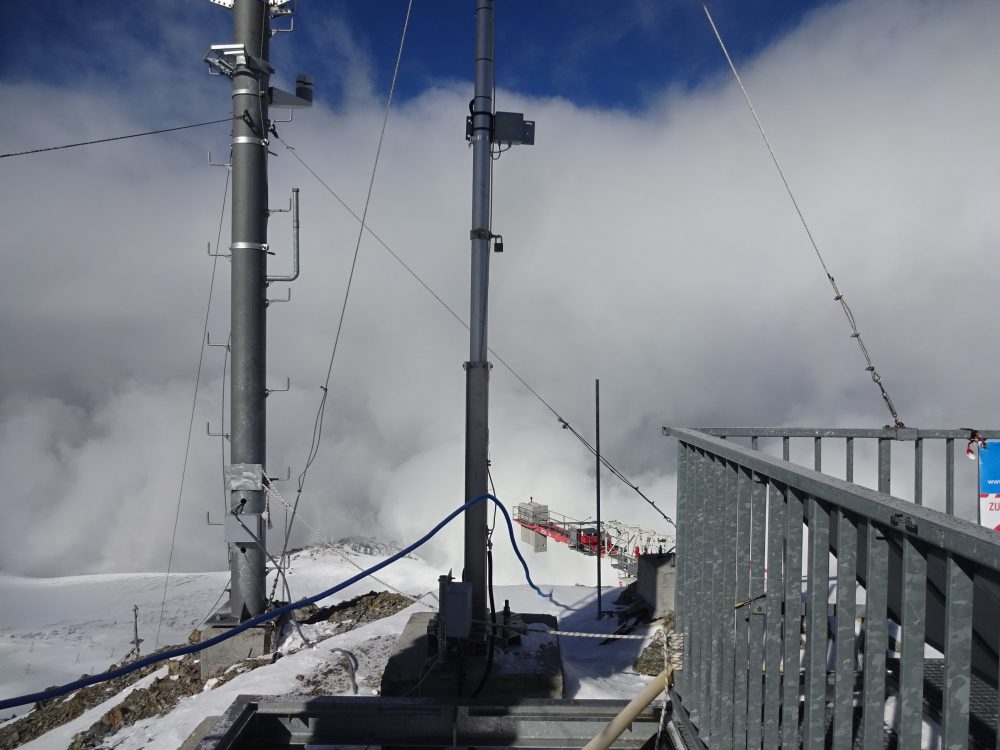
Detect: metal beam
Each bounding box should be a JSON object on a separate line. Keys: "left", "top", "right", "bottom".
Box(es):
{"left": 195, "top": 696, "right": 665, "bottom": 749}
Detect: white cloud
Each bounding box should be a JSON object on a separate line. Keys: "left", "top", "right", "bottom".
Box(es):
{"left": 0, "top": 0, "right": 998, "bottom": 583}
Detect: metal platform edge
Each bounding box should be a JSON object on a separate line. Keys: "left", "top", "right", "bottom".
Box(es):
{"left": 193, "top": 694, "right": 669, "bottom": 749}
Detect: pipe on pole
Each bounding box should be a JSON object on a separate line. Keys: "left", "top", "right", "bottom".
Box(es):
{"left": 229, "top": 0, "right": 270, "bottom": 621}
{"left": 463, "top": 0, "right": 495, "bottom": 626}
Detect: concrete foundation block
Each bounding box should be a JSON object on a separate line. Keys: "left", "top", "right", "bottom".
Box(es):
{"left": 199, "top": 624, "right": 273, "bottom": 681}
{"left": 636, "top": 552, "right": 677, "bottom": 619}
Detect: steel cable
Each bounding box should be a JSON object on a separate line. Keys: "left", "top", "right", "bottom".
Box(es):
{"left": 273, "top": 139, "right": 674, "bottom": 529}
{"left": 0, "top": 117, "right": 234, "bottom": 159}
{"left": 278, "top": 0, "right": 414, "bottom": 566}
{"left": 701, "top": 1, "right": 904, "bottom": 427}
{"left": 153, "top": 169, "right": 231, "bottom": 650}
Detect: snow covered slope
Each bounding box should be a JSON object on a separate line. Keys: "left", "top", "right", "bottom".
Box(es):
{"left": 0, "top": 540, "right": 658, "bottom": 749}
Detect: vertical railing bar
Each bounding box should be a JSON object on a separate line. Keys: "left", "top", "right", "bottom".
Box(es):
{"left": 709, "top": 457, "right": 726, "bottom": 743}
{"left": 781, "top": 488, "right": 805, "bottom": 749}
{"left": 832, "top": 509, "right": 857, "bottom": 750}
{"left": 675, "top": 443, "right": 691, "bottom": 698}
{"left": 996, "top": 642, "right": 1000, "bottom": 750}
{"left": 720, "top": 459, "right": 739, "bottom": 750}
{"left": 877, "top": 437, "right": 890, "bottom": 495}
{"left": 762, "top": 480, "right": 786, "bottom": 748}
{"left": 782, "top": 436, "right": 790, "bottom": 462}
{"left": 898, "top": 533, "right": 927, "bottom": 749}
{"left": 694, "top": 449, "right": 710, "bottom": 731}
{"left": 684, "top": 447, "right": 702, "bottom": 723}
{"left": 845, "top": 437, "right": 854, "bottom": 484}
{"left": 752, "top": 435, "right": 759, "bottom": 451}
{"left": 733, "top": 466, "right": 753, "bottom": 750}
{"left": 746, "top": 471, "right": 768, "bottom": 750}
{"left": 814, "top": 437, "right": 822, "bottom": 473}
{"left": 702, "top": 455, "right": 716, "bottom": 740}
{"left": 942, "top": 552, "right": 973, "bottom": 748}
{"left": 700, "top": 452, "right": 716, "bottom": 738}
{"left": 860, "top": 520, "right": 888, "bottom": 748}
{"left": 803, "top": 496, "right": 830, "bottom": 750}
{"left": 914, "top": 438, "right": 923, "bottom": 506}
{"left": 946, "top": 438, "right": 955, "bottom": 516}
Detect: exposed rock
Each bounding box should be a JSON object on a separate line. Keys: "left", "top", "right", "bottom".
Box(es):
{"left": 66, "top": 655, "right": 203, "bottom": 750}
{"left": 633, "top": 629, "right": 667, "bottom": 676}
{"left": 0, "top": 659, "right": 161, "bottom": 750}
{"left": 301, "top": 590, "right": 414, "bottom": 628}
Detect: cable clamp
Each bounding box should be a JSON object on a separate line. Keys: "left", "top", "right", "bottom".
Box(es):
{"left": 231, "top": 241, "right": 269, "bottom": 252}
{"left": 232, "top": 136, "right": 268, "bottom": 146}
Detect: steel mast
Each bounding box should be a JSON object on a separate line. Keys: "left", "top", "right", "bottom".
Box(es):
{"left": 463, "top": 1, "right": 534, "bottom": 626}
{"left": 463, "top": 0, "right": 496, "bottom": 628}
{"left": 205, "top": 0, "right": 310, "bottom": 624}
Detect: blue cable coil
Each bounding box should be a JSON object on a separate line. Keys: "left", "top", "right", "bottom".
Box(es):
{"left": 0, "top": 493, "right": 555, "bottom": 711}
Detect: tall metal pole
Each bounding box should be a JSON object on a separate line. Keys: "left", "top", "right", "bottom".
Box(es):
{"left": 228, "top": 0, "right": 270, "bottom": 621}
{"left": 464, "top": 0, "right": 495, "bottom": 626}
{"left": 596, "top": 379, "right": 602, "bottom": 619}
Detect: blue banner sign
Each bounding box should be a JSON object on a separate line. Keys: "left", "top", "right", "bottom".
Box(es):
{"left": 980, "top": 440, "right": 1000, "bottom": 531}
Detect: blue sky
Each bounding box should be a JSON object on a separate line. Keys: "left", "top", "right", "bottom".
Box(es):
{"left": 0, "top": 0, "right": 831, "bottom": 112}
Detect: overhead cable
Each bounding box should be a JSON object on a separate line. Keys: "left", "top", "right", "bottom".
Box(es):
{"left": 700, "top": 1, "right": 905, "bottom": 428}
{"left": 278, "top": 0, "right": 414, "bottom": 564}
{"left": 274, "top": 141, "right": 674, "bottom": 529}
{"left": 0, "top": 117, "right": 234, "bottom": 159}
{"left": 153, "top": 169, "right": 231, "bottom": 651}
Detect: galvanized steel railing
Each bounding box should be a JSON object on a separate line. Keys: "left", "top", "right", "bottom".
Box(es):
{"left": 693, "top": 427, "right": 1000, "bottom": 518}
{"left": 664, "top": 426, "right": 1000, "bottom": 749}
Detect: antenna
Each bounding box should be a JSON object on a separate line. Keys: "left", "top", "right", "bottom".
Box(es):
{"left": 127, "top": 605, "right": 143, "bottom": 661}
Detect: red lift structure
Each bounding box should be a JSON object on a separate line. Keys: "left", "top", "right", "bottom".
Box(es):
{"left": 513, "top": 500, "right": 673, "bottom": 579}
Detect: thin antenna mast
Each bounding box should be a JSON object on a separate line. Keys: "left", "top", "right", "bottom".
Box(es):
{"left": 463, "top": 1, "right": 534, "bottom": 625}
{"left": 463, "top": 0, "right": 496, "bottom": 628}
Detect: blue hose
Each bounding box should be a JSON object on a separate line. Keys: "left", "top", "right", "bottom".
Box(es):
{"left": 0, "top": 493, "right": 554, "bottom": 711}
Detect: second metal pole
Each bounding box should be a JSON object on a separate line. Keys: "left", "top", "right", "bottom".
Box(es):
{"left": 463, "top": 0, "right": 495, "bottom": 626}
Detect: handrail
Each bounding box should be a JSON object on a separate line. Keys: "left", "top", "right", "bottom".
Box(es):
{"left": 688, "top": 427, "right": 1000, "bottom": 439}
{"left": 663, "top": 425, "right": 1000, "bottom": 748}
{"left": 664, "top": 426, "right": 1000, "bottom": 572}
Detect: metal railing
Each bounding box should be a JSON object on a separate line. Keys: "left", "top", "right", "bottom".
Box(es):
{"left": 693, "top": 427, "right": 1000, "bottom": 517}
{"left": 664, "top": 426, "right": 1000, "bottom": 749}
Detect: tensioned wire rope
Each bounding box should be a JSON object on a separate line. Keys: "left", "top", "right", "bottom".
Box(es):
{"left": 700, "top": 0, "right": 905, "bottom": 428}
{"left": 0, "top": 117, "right": 235, "bottom": 159}
{"left": 272, "top": 134, "right": 675, "bottom": 529}
{"left": 275, "top": 0, "right": 415, "bottom": 572}
{"left": 153, "top": 168, "right": 231, "bottom": 650}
